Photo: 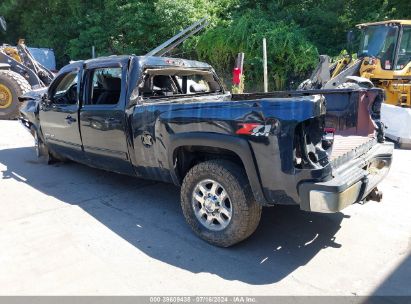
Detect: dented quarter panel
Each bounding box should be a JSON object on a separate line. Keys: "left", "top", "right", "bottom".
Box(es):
{"left": 129, "top": 94, "right": 326, "bottom": 204}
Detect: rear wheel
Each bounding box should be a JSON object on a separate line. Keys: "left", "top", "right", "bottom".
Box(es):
{"left": 181, "top": 160, "right": 262, "bottom": 247}
{"left": 0, "top": 70, "right": 31, "bottom": 120}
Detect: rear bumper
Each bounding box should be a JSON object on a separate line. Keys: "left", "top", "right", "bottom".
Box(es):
{"left": 298, "top": 142, "right": 394, "bottom": 213}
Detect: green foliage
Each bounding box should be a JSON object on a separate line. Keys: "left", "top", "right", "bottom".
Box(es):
{"left": 195, "top": 11, "right": 318, "bottom": 90}
{"left": 1, "top": 0, "right": 410, "bottom": 91}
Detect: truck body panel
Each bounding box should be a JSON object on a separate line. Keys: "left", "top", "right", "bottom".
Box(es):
{"left": 19, "top": 55, "right": 393, "bottom": 213}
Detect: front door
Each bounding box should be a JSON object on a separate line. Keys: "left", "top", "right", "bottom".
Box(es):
{"left": 39, "top": 67, "right": 83, "bottom": 160}
{"left": 79, "top": 63, "right": 134, "bottom": 175}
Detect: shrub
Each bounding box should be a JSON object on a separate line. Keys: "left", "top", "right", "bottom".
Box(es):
{"left": 195, "top": 10, "right": 319, "bottom": 91}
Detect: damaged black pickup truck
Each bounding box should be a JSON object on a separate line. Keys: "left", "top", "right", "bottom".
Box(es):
{"left": 19, "top": 55, "right": 393, "bottom": 247}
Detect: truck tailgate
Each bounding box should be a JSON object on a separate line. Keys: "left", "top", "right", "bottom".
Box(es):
{"left": 330, "top": 135, "right": 376, "bottom": 168}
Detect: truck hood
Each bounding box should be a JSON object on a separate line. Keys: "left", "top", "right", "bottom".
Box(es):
{"left": 18, "top": 87, "right": 47, "bottom": 102}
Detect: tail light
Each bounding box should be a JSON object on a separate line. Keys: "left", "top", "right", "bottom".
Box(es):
{"left": 322, "top": 127, "right": 335, "bottom": 149}
{"left": 294, "top": 117, "right": 329, "bottom": 169}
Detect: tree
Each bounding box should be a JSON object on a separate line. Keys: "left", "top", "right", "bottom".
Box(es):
{"left": 1, "top": 0, "right": 410, "bottom": 89}
{"left": 195, "top": 10, "right": 318, "bottom": 90}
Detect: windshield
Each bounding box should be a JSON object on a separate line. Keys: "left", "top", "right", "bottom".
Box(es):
{"left": 28, "top": 47, "right": 56, "bottom": 71}
{"left": 359, "top": 25, "right": 399, "bottom": 70}
{"left": 397, "top": 27, "right": 411, "bottom": 70}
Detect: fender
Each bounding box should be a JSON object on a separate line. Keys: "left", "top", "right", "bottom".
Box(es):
{"left": 19, "top": 115, "right": 45, "bottom": 141}
{"left": 168, "top": 132, "right": 268, "bottom": 205}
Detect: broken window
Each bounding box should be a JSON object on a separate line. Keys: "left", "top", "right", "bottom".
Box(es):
{"left": 136, "top": 68, "right": 222, "bottom": 100}
{"left": 50, "top": 70, "right": 78, "bottom": 105}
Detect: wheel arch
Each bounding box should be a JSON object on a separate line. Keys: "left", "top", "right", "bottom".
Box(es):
{"left": 168, "top": 132, "right": 267, "bottom": 205}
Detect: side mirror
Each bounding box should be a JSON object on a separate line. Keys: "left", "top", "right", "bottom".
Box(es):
{"left": 0, "top": 16, "right": 7, "bottom": 32}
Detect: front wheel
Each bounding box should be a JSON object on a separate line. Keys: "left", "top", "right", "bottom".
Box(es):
{"left": 33, "top": 130, "right": 47, "bottom": 159}
{"left": 181, "top": 160, "right": 262, "bottom": 247}
{"left": 33, "top": 128, "right": 65, "bottom": 164}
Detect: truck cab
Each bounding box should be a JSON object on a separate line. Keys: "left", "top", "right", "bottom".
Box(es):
{"left": 357, "top": 20, "right": 411, "bottom": 107}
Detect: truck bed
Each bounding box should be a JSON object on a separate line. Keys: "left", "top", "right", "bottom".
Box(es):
{"left": 330, "top": 135, "right": 376, "bottom": 168}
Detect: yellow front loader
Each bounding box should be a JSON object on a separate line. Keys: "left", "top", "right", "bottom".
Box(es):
{"left": 357, "top": 20, "right": 411, "bottom": 107}
{"left": 0, "top": 16, "right": 54, "bottom": 119}
{"left": 299, "top": 20, "right": 411, "bottom": 147}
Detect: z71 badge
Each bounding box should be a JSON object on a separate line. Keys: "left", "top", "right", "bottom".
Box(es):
{"left": 236, "top": 123, "right": 271, "bottom": 137}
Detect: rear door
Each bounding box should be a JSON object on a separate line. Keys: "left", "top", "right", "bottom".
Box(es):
{"left": 39, "top": 65, "right": 83, "bottom": 160}
{"left": 79, "top": 60, "right": 134, "bottom": 175}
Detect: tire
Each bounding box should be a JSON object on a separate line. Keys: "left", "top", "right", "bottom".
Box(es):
{"left": 181, "top": 160, "right": 262, "bottom": 247}
{"left": 0, "top": 70, "right": 32, "bottom": 120}
{"left": 33, "top": 128, "right": 65, "bottom": 164}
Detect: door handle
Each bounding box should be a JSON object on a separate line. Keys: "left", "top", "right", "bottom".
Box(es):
{"left": 65, "top": 115, "right": 77, "bottom": 124}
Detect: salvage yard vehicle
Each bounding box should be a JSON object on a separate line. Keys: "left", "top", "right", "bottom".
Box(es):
{"left": 19, "top": 54, "right": 393, "bottom": 247}
{"left": 0, "top": 16, "right": 55, "bottom": 119}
